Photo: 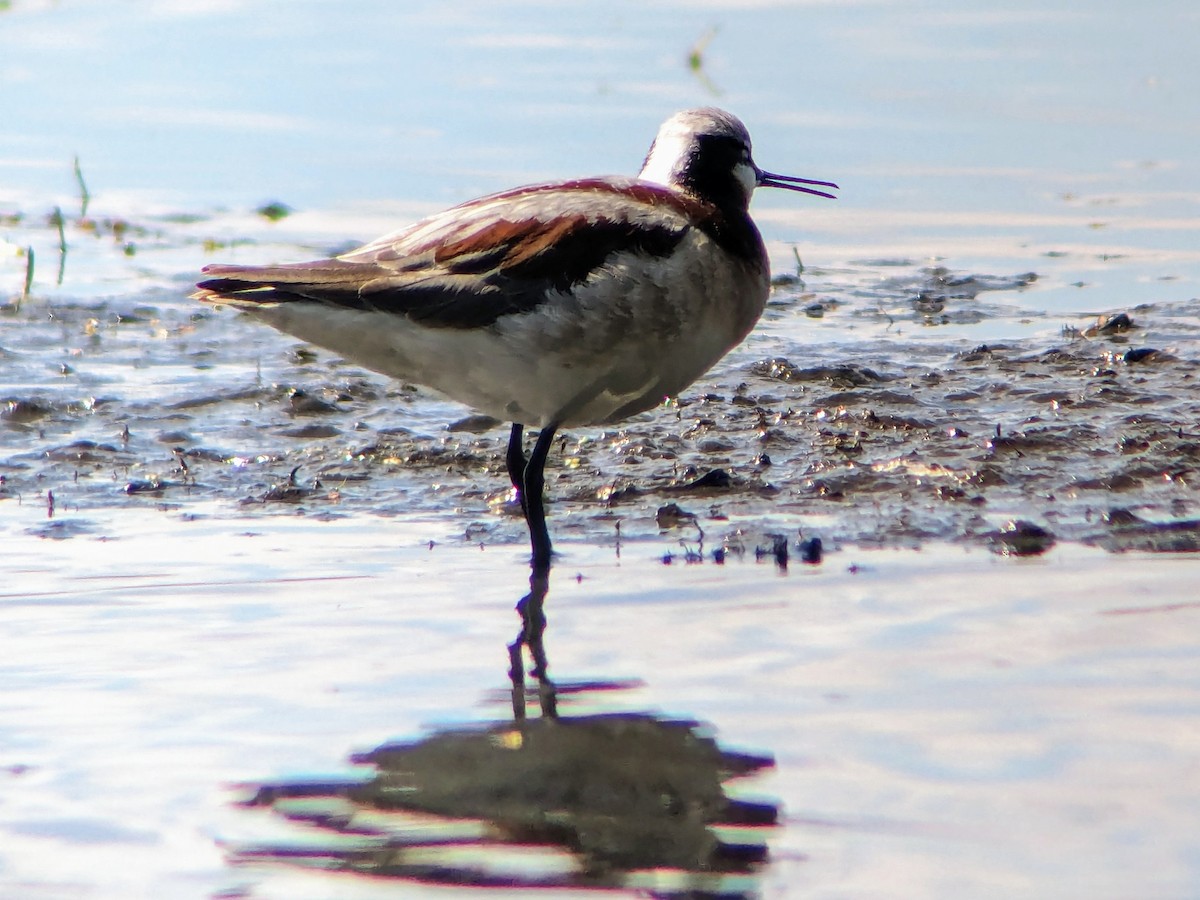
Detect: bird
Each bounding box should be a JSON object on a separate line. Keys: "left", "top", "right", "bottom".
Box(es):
{"left": 193, "top": 107, "right": 837, "bottom": 576}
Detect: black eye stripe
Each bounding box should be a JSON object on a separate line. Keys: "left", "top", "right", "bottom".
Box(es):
{"left": 695, "top": 133, "right": 747, "bottom": 154}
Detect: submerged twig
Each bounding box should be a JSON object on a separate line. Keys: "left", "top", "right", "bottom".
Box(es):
{"left": 20, "top": 245, "right": 34, "bottom": 307}
{"left": 74, "top": 155, "right": 90, "bottom": 218}
{"left": 51, "top": 206, "right": 67, "bottom": 285}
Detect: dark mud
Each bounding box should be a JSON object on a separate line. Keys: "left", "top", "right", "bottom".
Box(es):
{"left": 5, "top": 257, "right": 1198, "bottom": 560}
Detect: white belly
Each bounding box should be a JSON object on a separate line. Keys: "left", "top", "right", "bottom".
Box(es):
{"left": 246, "top": 238, "right": 767, "bottom": 428}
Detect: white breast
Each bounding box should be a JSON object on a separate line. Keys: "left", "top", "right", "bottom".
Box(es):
{"left": 246, "top": 228, "right": 768, "bottom": 428}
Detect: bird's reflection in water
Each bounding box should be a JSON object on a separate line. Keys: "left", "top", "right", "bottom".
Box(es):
{"left": 232, "top": 572, "right": 779, "bottom": 897}
{"left": 509, "top": 564, "right": 556, "bottom": 720}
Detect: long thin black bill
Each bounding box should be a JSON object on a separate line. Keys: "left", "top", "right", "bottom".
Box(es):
{"left": 757, "top": 170, "right": 839, "bottom": 200}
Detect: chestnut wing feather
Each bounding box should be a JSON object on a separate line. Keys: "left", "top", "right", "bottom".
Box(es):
{"left": 196, "top": 180, "right": 708, "bottom": 330}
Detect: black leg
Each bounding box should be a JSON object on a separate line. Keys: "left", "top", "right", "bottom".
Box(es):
{"left": 505, "top": 423, "right": 528, "bottom": 517}
{"left": 504, "top": 422, "right": 559, "bottom": 719}
{"left": 504, "top": 422, "right": 557, "bottom": 572}
{"left": 523, "top": 425, "right": 558, "bottom": 574}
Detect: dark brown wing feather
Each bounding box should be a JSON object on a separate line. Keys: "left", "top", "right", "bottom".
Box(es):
{"left": 195, "top": 179, "right": 716, "bottom": 330}
{"left": 196, "top": 258, "right": 388, "bottom": 306}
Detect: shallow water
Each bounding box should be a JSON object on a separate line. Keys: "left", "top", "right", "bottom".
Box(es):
{"left": 3, "top": 1, "right": 1200, "bottom": 898}
{"left": 3, "top": 522, "right": 1199, "bottom": 897}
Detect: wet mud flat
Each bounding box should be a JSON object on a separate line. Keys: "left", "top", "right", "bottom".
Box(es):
{"left": 3, "top": 256, "right": 1198, "bottom": 559}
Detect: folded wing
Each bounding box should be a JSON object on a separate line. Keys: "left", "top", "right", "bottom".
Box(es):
{"left": 195, "top": 178, "right": 710, "bottom": 330}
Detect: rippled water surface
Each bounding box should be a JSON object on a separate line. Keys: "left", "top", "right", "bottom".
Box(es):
{"left": 3, "top": 1, "right": 1200, "bottom": 897}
